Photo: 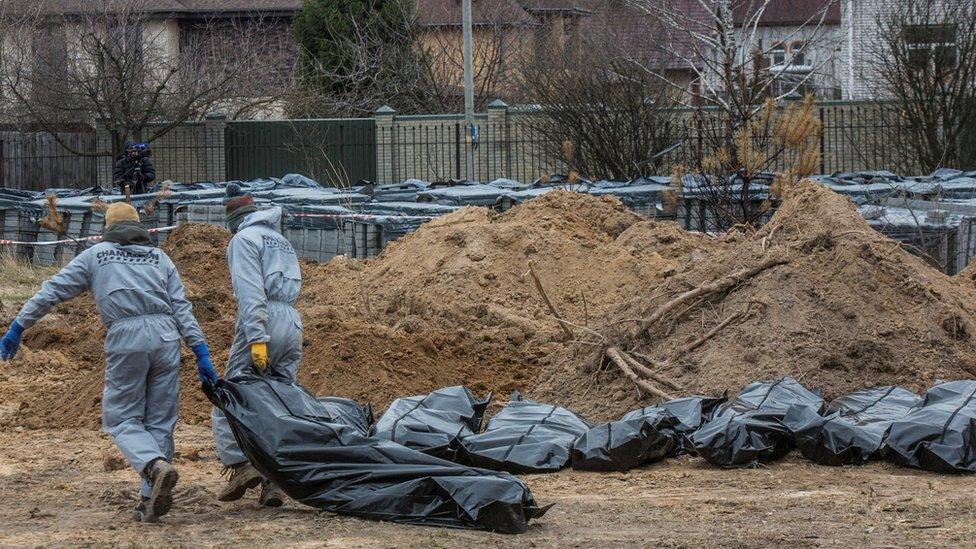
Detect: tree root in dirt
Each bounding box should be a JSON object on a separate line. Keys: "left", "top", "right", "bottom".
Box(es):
{"left": 605, "top": 346, "right": 674, "bottom": 400}
{"left": 529, "top": 261, "right": 576, "bottom": 341}
{"left": 635, "top": 256, "right": 787, "bottom": 336}
{"left": 598, "top": 257, "right": 786, "bottom": 402}
{"left": 672, "top": 308, "right": 748, "bottom": 359}
{"left": 622, "top": 351, "right": 683, "bottom": 391}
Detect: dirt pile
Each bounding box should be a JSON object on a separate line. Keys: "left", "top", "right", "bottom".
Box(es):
{"left": 538, "top": 181, "right": 976, "bottom": 420}
{"left": 5, "top": 191, "right": 706, "bottom": 427}
{"left": 297, "top": 191, "right": 711, "bottom": 405}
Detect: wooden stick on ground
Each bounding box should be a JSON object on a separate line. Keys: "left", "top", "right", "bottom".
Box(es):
{"left": 606, "top": 347, "right": 674, "bottom": 400}
{"left": 621, "top": 351, "right": 683, "bottom": 391}
{"left": 528, "top": 261, "right": 575, "bottom": 340}
{"left": 636, "top": 257, "right": 787, "bottom": 336}
{"left": 671, "top": 310, "right": 745, "bottom": 359}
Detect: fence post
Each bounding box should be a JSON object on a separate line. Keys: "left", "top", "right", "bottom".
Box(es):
{"left": 95, "top": 119, "right": 114, "bottom": 189}
{"left": 487, "top": 99, "right": 509, "bottom": 181}
{"left": 374, "top": 105, "right": 396, "bottom": 184}
{"left": 204, "top": 112, "right": 227, "bottom": 183}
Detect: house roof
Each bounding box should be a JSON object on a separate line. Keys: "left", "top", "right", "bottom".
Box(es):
{"left": 516, "top": 0, "right": 593, "bottom": 15}
{"left": 415, "top": 0, "right": 537, "bottom": 27}
{"left": 30, "top": 0, "right": 301, "bottom": 16}
{"left": 733, "top": 0, "right": 841, "bottom": 27}
{"left": 574, "top": 0, "right": 708, "bottom": 71}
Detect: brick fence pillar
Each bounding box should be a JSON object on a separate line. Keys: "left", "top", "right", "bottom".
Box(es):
{"left": 204, "top": 112, "right": 228, "bottom": 183}
{"left": 95, "top": 119, "right": 114, "bottom": 189}
{"left": 374, "top": 105, "right": 396, "bottom": 184}
{"left": 487, "top": 99, "right": 510, "bottom": 181}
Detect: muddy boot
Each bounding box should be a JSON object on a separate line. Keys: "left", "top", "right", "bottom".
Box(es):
{"left": 145, "top": 460, "right": 179, "bottom": 520}
{"left": 132, "top": 498, "right": 151, "bottom": 523}
{"left": 218, "top": 463, "right": 262, "bottom": 502}
{"left": 259, "top": 480, "right": 284, "bottom": 508}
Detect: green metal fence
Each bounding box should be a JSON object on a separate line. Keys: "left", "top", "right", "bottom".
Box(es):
{"left": 225, "top": 119, "right": 376, "bottom": 185}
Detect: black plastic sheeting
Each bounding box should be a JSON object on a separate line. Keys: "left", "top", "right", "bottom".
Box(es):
{"left": 882, "top": 380, "right": 976, "bottom": 473}
{"left": 571, "top": 396, "right": 725, "bottom": 471}
{"left": 688, "top": 377, "right": 824, "bottom": 468}
{"left": 317, "top": 396, "right": 375, "bottom": 435}
{"left": 784, "top": 386, "right": 921, "bottom": 466}
{"left": 372, "top": 386, "right": 490, "bottom": 460}
{"left": 455, "top": 393, "right": 591, "bottom": 474}
{"left": 205, "top": 376, "right": 550, "bottom": 533}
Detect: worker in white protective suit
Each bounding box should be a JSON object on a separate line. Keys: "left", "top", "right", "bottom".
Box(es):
{"left": 0, "top": 202, "right": 217, "bottom": 523}
{"left": 212, "top": 184, "right": 302, "bottom": 507}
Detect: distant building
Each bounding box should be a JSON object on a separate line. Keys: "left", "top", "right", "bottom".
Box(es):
{"left": 733, "top": 0, "right": 845, "bottom": 100}
{"left": 838, "top": 0, "right": 960, "bottom": 100}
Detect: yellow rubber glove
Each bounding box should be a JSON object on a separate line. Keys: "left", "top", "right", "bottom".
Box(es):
{"left": 251, "top": 342, "right": 268, "bottom": 371}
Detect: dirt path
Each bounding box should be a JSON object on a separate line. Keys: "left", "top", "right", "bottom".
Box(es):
{"left": 1, "top": 426, "right": 973, "bottom": 548}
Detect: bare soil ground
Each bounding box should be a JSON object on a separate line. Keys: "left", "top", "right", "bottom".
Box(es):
{"left": 0, "top": 426, "right": 974, "bottom": 548}
{"left": 3, "top": 191, "right": 976, "bottom": 547}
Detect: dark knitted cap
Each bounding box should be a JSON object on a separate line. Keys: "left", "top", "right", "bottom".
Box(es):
{"left": 224, "top": 183, "right": 257, "bottom": 225}
{"left": 224, "top": 183, "right": 254, "bottom": 215}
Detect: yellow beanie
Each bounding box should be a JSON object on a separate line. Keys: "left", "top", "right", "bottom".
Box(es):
{"left": 105, "top": 202, "right": 140, "bottom": 227}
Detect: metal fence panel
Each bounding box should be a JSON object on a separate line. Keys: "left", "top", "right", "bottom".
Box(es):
{"left": 225, "top": 119, "right": 376, "bottom": 185}
{"left": 0, "top": 131, "right": 96, "bottom": 190}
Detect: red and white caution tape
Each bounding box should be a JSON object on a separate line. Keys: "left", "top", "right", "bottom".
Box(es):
{"left": 288, "top": 212, "right": 439, "bottom": 222}
{"left": 0, "top": 225, "right": 178, "bottom": 246}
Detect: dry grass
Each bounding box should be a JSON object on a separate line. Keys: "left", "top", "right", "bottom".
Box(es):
{"left": 0, "top": 255, "right": 59, "bottom": 306}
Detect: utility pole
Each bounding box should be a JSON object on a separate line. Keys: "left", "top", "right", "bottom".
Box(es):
{"left": 461, "top": 0, "right": 476, "bottom": 182}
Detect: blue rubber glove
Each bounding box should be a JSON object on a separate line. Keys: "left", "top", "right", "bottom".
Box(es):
{"left": 191, "top": 343, "right": 218, "bottom": 386}
{"left": 1, "top": 321, "right": 25, "bottom": 361}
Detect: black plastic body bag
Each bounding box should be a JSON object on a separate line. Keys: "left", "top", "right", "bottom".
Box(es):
{"left": 372, "top": 386, "right": 490, "bottom": 460}
{"left": 455, "top": 392, "right": 591, "bottom": 474}
{"left": 882, "top": 380, "right": 976, "bottom": 473}
{"left": 571, "top": 396, "right": 726, "bottom": 471}
{"left": 688, "top": 377, "right": 824, "bottom": 468}
{"left": 205, "top": 376, "right": 550, "bottom": 533}
{"left": 784, "top": 386, "right": 920, "bottom": 466}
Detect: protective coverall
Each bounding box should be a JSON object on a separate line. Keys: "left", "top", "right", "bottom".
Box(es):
{"left": 211, "top": 206, "right": 302, "bottom": 466}
{"left": 13, "top": 223, "right": 207, "bottom": 499}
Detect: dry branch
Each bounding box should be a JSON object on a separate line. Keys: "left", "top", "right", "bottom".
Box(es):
{"left": 622, "top": 351, "right": 683, "bottom": 391}
{"left": 636, "top": 257, "right": 787, "bottom": 335}
{"left": 672, "top": 310, "right": 746, "bottom": 359}
{"left": 528, "top": 262, "right": 575, "bottom": 341}
{"left": 38, "top": 194, "right": 66, "bottom": 235}
{"left": 606, "top": 347, "right": 674, "bottom": 400}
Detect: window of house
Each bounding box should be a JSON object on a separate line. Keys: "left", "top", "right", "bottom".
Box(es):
{"left": 32, "top": 26, "right": 68, "bottom": 73}
{"left": 904, "top": 24, "right": 957, "bottom": 73}
{"left": 107, "top": 20, "right": 145, "bottom": 65}
{"left": 790, "top": 41, "right": 806, "bottom": 66}
{"left": 770, "top": 43, "right": 786, "bottom": 66}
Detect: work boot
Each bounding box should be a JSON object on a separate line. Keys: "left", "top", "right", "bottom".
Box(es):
{"left": 218, "top": 463, "right": 262, "bottom": 502}
{"left": 259, "top": 480, "right": 284, "bottom": 508}
{"left": 145, "top": 460, "right": 179, "bottom": 520}
{"left": 132, "top": 498, "right": 151, "bottom": 523}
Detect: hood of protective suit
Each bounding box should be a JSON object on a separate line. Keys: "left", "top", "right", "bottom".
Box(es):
{"left": 102, "top": 220, "right": 153, "bottom": 247}
{"left": 237, "top": 207, "right": 283, "bottom": 233}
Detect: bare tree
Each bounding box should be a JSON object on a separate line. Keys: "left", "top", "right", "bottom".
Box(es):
{"left": 523, "top": 32, "right": 682, "bottom": 180}
{"left": 629, "top": 0, "right": 838, "bottom": 228}
{"left": 870, "top": 0, "right": 976, "bottom": 172}
{"left": 289, "top": 2, "right": 528, "bottom": 117}
{"left": 418, "top": 20, "right": 527, "bottom": 113}
{"left": 0, "top": 0, "right": 296, "bottom": 158}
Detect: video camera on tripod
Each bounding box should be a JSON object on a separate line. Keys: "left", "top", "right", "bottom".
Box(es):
{"left": 115, "top": 142, "right": 155, "bottom": 194}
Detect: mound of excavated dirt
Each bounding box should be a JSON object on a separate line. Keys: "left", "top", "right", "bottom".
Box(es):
{"left": 7, "top": 191, "right": 706, "bottom": 427}
{"left": 537, "top": 182, "right": 976, "bottom": 420}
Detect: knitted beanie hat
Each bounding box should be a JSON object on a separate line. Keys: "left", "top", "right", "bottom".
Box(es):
{"left": 105, "top": 202, "right": 140, "bottom": 227}
{"left": 224, "top": 182, "right": 258, "bottom": 227}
